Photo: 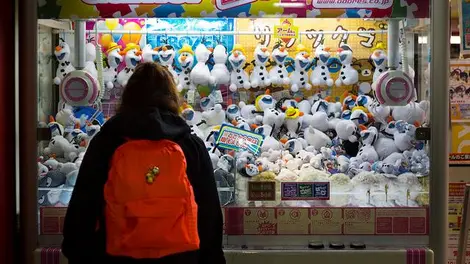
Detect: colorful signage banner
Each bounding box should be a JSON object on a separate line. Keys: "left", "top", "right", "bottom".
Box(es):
{"left": 459, "top": 0, "right": 470, "bottom": 56}
{"left": 216, "top": 124, "right": 264, "bottom": 155}
{"left": 281, "top": 182, "right": 330, "bottom": 200}
{"left": 38, "top": 0, "right": 429, "bottom": 19}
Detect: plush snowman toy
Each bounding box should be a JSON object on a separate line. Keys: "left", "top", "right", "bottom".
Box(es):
{"left": 371, "top": 42, "right": 387, "bottom": 83}
{"left": 84, "top": 42, "right": 98, "bottom": 80}
{"left": 158, "top": 44, "right": 178, "bottom": 84}
{"left": 311, "top": 45, "right": 334, "bottom": 87}
{"left": 228, "top": 44, "right": 251, "bottom": 92}
{"left": 54, "top": 40, "right": 75, "bottom": 85}
{"left": 176, "top": 44, "right": 195, "bottom": 92}
{"left": 269, "top": 41, "right": 290, "bottom": 87}
{"left": 117, "top": 43, "right": 142, "bottom": 87}
{"left": 250, "top": 44, "right": 271, "bottom": 89}
{"left": 211, "top": 44, "right": 230, "bottom": 86}
{"left": 142, "top": 44, "right": 159, "bottom": 63}
{"left": 102, "top": 43, "right": 122, "bottom": 98}
{"left": 191, "top": 43, "right": 216, "bottom": 87}
{"left": 290, "top": 44, "right": 312, "bottom": 92}
{"left": 335, "top": 44, "right": 359, "bottom": 87}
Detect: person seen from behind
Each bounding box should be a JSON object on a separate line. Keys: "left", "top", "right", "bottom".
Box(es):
{"left": 62, "top": 62, "right": 226, "bottom": 264}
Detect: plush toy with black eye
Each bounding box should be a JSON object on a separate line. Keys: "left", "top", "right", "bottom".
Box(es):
{"left": 352, "top": 58, "right": 374, "bottom": 94}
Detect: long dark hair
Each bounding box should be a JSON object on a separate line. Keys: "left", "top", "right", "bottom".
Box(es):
{"left": 118, "top": 62, "right": 180, "bottom": 115}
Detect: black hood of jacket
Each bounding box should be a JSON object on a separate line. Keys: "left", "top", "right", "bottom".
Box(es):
{"left": 101, "top": 108, "right": 191, "bottom": 141}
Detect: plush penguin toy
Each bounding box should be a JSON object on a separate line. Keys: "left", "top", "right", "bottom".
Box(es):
{"left": 142, "top": 44, "right": 159, "bottom": 63}
{"left": 176, "top": 44, "right": 195, "bottom": 92}
{"left": 117, "top": 43, "right": 142, "bottom": 87}
{"left": 158, "top": 44, "right": 178, "bottom": 84}
{"left": 54, "top": 40, "right": 75, "bottom": 85}
{"left": 311, "top": 44, "right": 334, "bottom": 87}
{"left": 335, "top": 44, "right": 359, "bottom": 87}
{"left": 228, "top": 44, "right": 251, "bottom": 92}
{"left": 191, "top": 43, "right": 216, "bottom": 87}
{"left": 250, "top": 44, "right": 271, "bottom": 88}
{"left": 371, "top": 42, "right": 387, "bottom": 83}
{"left": 269, "top": 41, "right": 290, "bottom": 87}
{"left": 211, "top": 44, "right": 230, "bottom": 86}
{"left": 102, "top": 42, "right": 122, "bottom": 95}
{"left": 290, "top": 44, "right": 312, "bottom": 92}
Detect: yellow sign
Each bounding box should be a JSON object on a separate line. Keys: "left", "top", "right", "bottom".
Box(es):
{"left": 274, "top": 18, "right": 299, "bottom": 43}
{"left": 451, "top": 123, "right": 470, "bottom": 153}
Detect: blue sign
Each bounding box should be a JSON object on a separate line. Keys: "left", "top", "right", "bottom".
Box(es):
{"left": 281, "top": 182, "right": 330, "bottom": 200}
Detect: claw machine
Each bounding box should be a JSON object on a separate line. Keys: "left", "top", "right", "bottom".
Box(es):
{"left": 20, "top": 0, "right": 449, "bottom": 263}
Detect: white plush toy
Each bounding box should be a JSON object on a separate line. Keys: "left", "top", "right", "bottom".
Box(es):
{"left": 176, "top": 44, "right": 196, "bottom": 92}
{"left": 393, "top": 121, "right": 417, "bottom": 152}
{"left": 43, "top": 135, "right": 79, "bottom": 162}
{"left": 102, "top": 42, "right": 122, "bottom": 92}
{"left": 211, "top": 44, "right": 230, "bottom": 86}
{"left": 269, "top": 41, "right": 290, "bottom": 87}
{"left": 250, "top": 44, "right": 271, "bottom": 88}
{"left": 158, "top": 44, "right": 178, "bottom": 84}
{"left": 255, "top": 125, "right": 282, "bottom": 152}
{"left": 84, "top": 42, "right": 98, "bottom": 80}
{"left": 370, "top": 42, "right": 387, "bottom": 83}
{"left": 257, "top": 108, "right": 285, "bottom": 136}
{"left": 375, "top": 122, "right": 399, "bottom": 160}
{"left": 298, "top": 100, "right": 312, "bottom": 115}
{"left": 335, "top": 44, "right": 359, "bottom": 87}
{"left": 117, "top": 43, "right": 142, "bottom": 87}
{"left": 48, "top": 116, "right": 65, "bottom": 137}
{"left": 191, "top": 43, "right": 216, "bottom": 87}
{"left": 54, "top": 40, "right": 75, "bottom": 85}
{"left": 303, "top": 126, "right": 332, "bottom": 150}
{"left": 311, "top": 45, "right": 334, "bottom": 87}
{"left": 142, "top": 44, "right": 159, "bottom": 63}
{"left": 228, "top": 44, "right": 251, "bottom": 92}
{"left": 226, "top": 104, "right": 241, "bottom": 122}
{"left": 238, "top": 101, "right": 258, "bottom": 125}
{"left": 336, "top": 119, "right": 359, "bottom": 143}
{"left": 358, "top": 127, "right": 379, "bottom": 163}
{"left": 255, "top": 91, "right": 276, "bottom": 112}
{"left": 303, "top": 99, "right": 329, "bottom": 132}
{"left": 391, "top": 101, "right": 427, "bottom": 127}
{"left": 202, "top": 104, "right": 226, "bottom": 127}
{"left": 290, "top": 44, "right": 312, "bottom": 92}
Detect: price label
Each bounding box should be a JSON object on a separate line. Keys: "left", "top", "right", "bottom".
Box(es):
{"left": 248, "top": 181, "right": 276, "bottom": 201}
{"left": 281, "top": 182, "right": 330, "bottom": 200}
{"left": 187, "top": 90, "right": 196, "bottom": 105}
{"left": 239, "top": 90, "right": 248, "bottom": 103}
{"left": 213, "top": 89, "right": 224, "bottom": 104}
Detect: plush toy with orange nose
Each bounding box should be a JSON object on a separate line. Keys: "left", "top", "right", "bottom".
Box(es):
{"left": 117, "top": 43, "right": 142, "bottom": 87}
{"left": 311, "top": 44, "right": 334, "bottom": 87}
{"left": 269, "top": 41, "right": 290, "bottom": 87}
{"left": 290, "top": 44, "right": 312, "bottom": 92}
{"left": 191, "top": 43, "right": 216, "bottom": 87}
{"left": 250, "top": 44, "right": 271, "bottom": 89}
{"left": 53, "top": 39, "right": 76, "bottom": 85}
{"left": 176, "top": 44, "right": 196, "bottom": 92}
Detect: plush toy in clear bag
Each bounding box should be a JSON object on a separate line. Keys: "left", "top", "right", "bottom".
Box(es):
{"left": 211, "top": 44, "right": 230, "bottom": 86}
{"left": 191, "top": 43, "right": 216, "bottom": 87}
{"left": 53, "top": 39, "right": 75, "bottom": 85}
{"left": 289, "top": 44, "right": 312, "bottom": 92}
{"left": 311, "top": 44, "right": 334, "bottom": 87}
{"left": 228, "top": 44, "right": 251, "bottom": 92}
{"left": 250, "top": 43, "right": 271, "bottom": 89}
{"left": 269, "top": 41, "right": 290, "bottom": 87}
{"left": 176, "top": 44, "right": 196, "bottom": 92}
{"left": 335, "top": 44, "right": 359, "bottom": 87}
{"left": 117, "top": 43, "right": 142, "bottom": 87}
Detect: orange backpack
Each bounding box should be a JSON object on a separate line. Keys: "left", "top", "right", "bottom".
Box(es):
{"left": 104, "top": 139, "right": 199, "bottom": 259}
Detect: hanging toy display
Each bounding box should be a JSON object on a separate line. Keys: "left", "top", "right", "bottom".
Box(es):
{"left": 117, "top": 43, "right": 142, "bottom": 87}
{"left": 141, "top": 44, "right": 160, "bottom": 63}
{"left": 269, "top": 41, "right": 290, "bottom": 87}
{"left": 84, "top": 42, "right": 98, "bottom": 80}
{"left": 54, "top": 39, "right": 76, "bottom": 85}
{"left": 289, "top": 44, "right": 312, "bottom": 92}
{"left": 371, "top": 42, "right": 387, "bottom": 83}
{"left": 250, "top": 43, "right": 271, "bottom": 89}
{"left": 176, "top": 44, "right": 196, "bottom": 92}
{"left": 228, "top": 44, "right": 251, "bottom": 92}
{"left": 335, "top": 44, "right": 359, "bottom": 87}
{"left": 211, "top": 44, "right": 230, "bottom": 86}
{"left": 102, "top": 42, "right": 122, "bottom": 94}
{"left": 190, "top": 43, "right": 216, "bottom": 87}
{"left": 158, "top": 43, "right": 178, "bottom": 84}
{"left": 311, "top": 44, "right": 334, "bottom": 87}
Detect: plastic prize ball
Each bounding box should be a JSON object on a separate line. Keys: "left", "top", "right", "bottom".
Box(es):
{"left": 121, "top": 22, "right": 142, "bottom": 46}
{"left": 373, "top": 70, "right": 415, "bottom": 106}
{"left": 60, "top": 70, "right": 100, "bottom": 107}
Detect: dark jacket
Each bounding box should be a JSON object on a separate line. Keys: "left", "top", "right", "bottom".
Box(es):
{"left": 62, "top": 108, "right": 225, "bottom": 264}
